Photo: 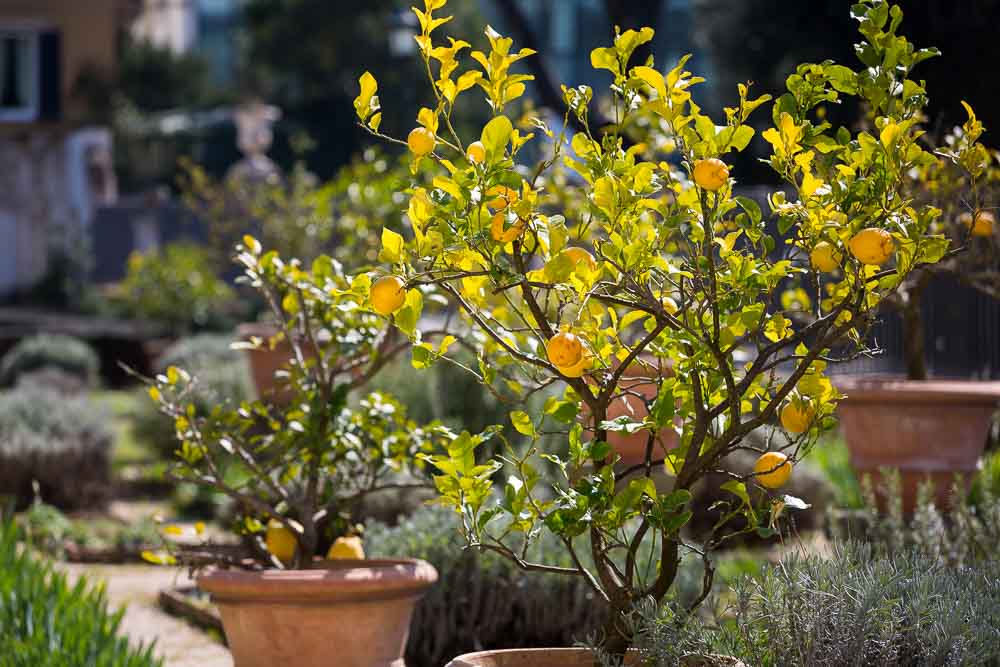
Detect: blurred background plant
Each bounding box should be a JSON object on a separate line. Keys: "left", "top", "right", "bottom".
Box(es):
{"left": 110, "top": 243, "right": 240, "bottom": 334}
{"left": 0, "top": 386, "right": 113, "bottom": 512}
{"left": 0, "top": 334, "right": 101, "bottom": 390}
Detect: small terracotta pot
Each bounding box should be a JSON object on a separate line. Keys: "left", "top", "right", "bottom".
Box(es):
{"left": 199, "top": 558, "right": 437, "bottom": 667}
{"left": 446, "top": 648, "right": 745, "bottom": 666}
{"left": 589, "top": 358, "right": 678, "bottom": 465}
{"left": 237, "top": 322, "right": 299, "bottom": 406}
{"left": 836, "top": 377, "right": 1000, "bottom": 514}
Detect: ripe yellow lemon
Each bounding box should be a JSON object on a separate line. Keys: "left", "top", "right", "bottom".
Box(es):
{"left": 693, "top": 158, "right": 730, "bottom": 191}
{"left": 265, "top": 519, "right": 300, "bottom": 564}
{"left": 780, "top": 401, "right": 814, "bottom": 434}
{"left": 848, "top": 228, "right": 894, "bottom": 266}
{"left": 661, "top": 296, "right": 679, "bottom": 315}
{"left": 557, "top": 343, "right": 593, "bottom": 378}
{"left": 370, "top": 275, "right": 407, "bottom": 315}
{"left": 810, "top": 241, "right": 841, "bottom": 272}
{"left": 326, "top": 535, "right": 365, "bottom": 560}
{"left": 407, "top": 127, "right": 436, "bottom": 156}
{"left": 564, "top": 247, "right": 597, "bottom": 271}
{"left": 546, "top": 331, "right": 584, "bottom": 368}
{"left": 753, "top": 452, "right": 792, "bottom": 489}
{"left": 959, "top": 210, "right": 995, "bottom": 237}
{"left": 466, "top": 141, "right": 486, "bottom": 164}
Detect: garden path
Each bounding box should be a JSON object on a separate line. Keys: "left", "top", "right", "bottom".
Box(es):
{"left": 59, "top": 562, "right": 233, "bottom": 667}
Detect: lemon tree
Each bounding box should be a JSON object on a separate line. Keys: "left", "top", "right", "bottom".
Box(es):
{"left": 146, "top": 240, "right": 451, "bottom": 569}
{"left": 355, "top": 0, "right": 984, "bottom": 655}
{"left": 882, "top": 111, "right": 998, "bottom": 379}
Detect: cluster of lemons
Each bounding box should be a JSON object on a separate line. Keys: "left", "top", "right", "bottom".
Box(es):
{"left": 265, "top": 519, "right": 366, "bottom": 565}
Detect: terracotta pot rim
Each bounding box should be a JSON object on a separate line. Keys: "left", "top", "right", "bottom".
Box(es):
{"left": 834, "top": 376, "right": 1000, "bottom": 405}
{"left": 446, "top": 648, "right": 637, "bottom": 666}
{"left": 447, "top": 648, "right": 742, "bottom": 667}
{"left": 236, "top": 321, "right": 282, "bottom": 338}
{"left": 198, "top": 558, "right": 437, "bottom": 603}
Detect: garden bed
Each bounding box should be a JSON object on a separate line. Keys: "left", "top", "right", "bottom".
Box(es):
{"left": 158, "top": 586, "right": 225, "bottom": 636}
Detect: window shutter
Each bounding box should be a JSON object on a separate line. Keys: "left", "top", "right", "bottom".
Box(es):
{"left": 38, "top": 30, "right": 61, "bottom": 121}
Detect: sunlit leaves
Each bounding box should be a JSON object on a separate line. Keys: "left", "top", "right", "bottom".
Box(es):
{"left": 353, "top": 71, "right": 381, "bottom": 131}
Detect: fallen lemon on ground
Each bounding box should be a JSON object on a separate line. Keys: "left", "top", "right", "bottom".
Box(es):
{"left": 810, "top": 241, "right": 841, "bottom": 272}
{"left": 407, "top": 127, "right": 436, "bottom": 156}
{"left": 848, "top": 228, "right": 894, "bottom": 265}
{"left": 959, "top": 210, "right": 995, "bottom": 237}
{"left": 547, "top": 331, "right": 584, "bottom": 368}
{"left": 466, "top": 141, "right": 486, "bottom": 164}
{"left": 265, "top": 519, "right": 301, "bottom": 564}
{"left": 564, "top": 247, "right": 597, "bottom": 271}
{"left": 780, "top": 401, "right": 815, "bottom": 434}
{"left": 371, "top": 275, "right": 407, "bottom": 315}
{"left": 326, "top": 535, "right": 365, "bottom": 560}
{"left": 754, "top": 452, "right": 792, "bottom": 489}
{"left": 693, "top": 158, "right": 730, "bottom": 191}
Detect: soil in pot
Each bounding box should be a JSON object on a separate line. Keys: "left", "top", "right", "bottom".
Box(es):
{"left": 198, "top": 558, "right": 437, "bottom": 667}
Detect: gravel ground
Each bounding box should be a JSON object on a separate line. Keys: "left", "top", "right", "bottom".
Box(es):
{"left": 59, "top": 563, "right": 233, "bottom": 667}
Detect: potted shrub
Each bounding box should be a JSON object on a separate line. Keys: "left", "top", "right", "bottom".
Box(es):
{"left": 145, "top": 239, "right": 446, "bottom": 667}
{"left": 834, "top": 107, "right": 1000, "bottom": 512}
{"left": 353, "top": 0, "right": 983, "bottom": 662}
{"left": 180, "top": 150, "right": 414, "bottom": 403}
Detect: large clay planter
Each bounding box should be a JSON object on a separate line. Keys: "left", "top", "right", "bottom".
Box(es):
{"left": 836, "top": 378, "right": 1000, "bottom": 513}
{"left": 198, "top": 558, "right": 437, "bottom": 667}
{"left": 446, "top": 648, "right": 744, "bottom": 666}
{"left": 599, "top": 359, "right": 678, "bottom": 465}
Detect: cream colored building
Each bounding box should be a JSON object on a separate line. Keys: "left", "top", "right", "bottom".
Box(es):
{"left": 0, "top": 0, "right": 126, "bottom": 294}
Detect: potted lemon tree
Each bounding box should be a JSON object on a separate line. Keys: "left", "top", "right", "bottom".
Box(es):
{"left": 352, "top": 0, "right": 983, "bottom": 662}
{"left": 146, "top": 239, "right": 447, "bottom": 667}
{"left": 833, "top": 119, "right": 1000, "bottom": 512}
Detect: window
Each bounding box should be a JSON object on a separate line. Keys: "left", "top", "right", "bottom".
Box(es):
{"left": 0, "top": 29, "right": 39, "bottom": 121}
{"left": 0, "top": 26, "right": 60, "bottom": 123}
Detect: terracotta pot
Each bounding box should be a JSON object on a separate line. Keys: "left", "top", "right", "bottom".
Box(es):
{"left": 238, "top": 322, "right": 297, "bottom": 405}
{"left": 446, "top": 648, "right": 744, "bottom": 667}
{"left": 836, "top": 377, "right": 1000, "bottom": 513}
{"left": 198, "top": 558, "right": 437, "bottom": 667}
{"left": 592, "top": 358, "right": 678, "bottom": 465}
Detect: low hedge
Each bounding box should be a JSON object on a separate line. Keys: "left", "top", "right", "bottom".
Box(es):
{"left": 0, "top": 334, "right": 99, "bottom": 388}
{"left": 366, "top": 505, "right": 608, "bottom": 667}
{"left": 0, "top": 386, "right": 113, "bottom": 510}
{"left": 626, "top": 541, "right": 1000, "bottom": 666}
{"left": 0, "top": 519, "right": 161, "bottom": 666}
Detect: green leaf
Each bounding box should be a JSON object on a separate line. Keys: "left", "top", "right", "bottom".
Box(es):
{"left": 510, "top": 410, "right": 536, "bottom": 437}
{"left": 379, "top": 227, "right": 405, "bottom": 264}
{"left": 481, "top": 115, "right": 513, "bottom": 157}
{"left": 735, "top": 196, "right": 762, "bottom": 225}
{"left": 721, "top": 480, "right": 751, "bottom": 507}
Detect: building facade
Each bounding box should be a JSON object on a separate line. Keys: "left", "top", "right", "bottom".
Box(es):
{"left": 0, "top": 0, "right": 123, "bottom": 296}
